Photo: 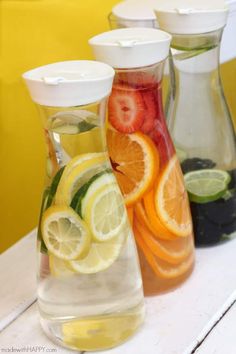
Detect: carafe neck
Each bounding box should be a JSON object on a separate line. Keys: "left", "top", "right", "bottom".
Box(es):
{"left": 170, "top": 28, "right": 223, "bottom": 75}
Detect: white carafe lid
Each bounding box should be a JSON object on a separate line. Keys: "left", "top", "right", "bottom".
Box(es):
{"left": 111, "top": 0, "right": 157, "bottom": 27}
{"left": 154, "top": 0, "right": 229, "bottom": 34}
{"left": 89, "top": 28, "right": 171, "bottom": 69}
{"left": 22, "top": 60, "right": 115, "bottom": 107}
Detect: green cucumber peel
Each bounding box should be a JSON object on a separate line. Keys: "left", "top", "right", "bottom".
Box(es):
{"left": 70, "top": 169, "right": 112, "bottom": 217}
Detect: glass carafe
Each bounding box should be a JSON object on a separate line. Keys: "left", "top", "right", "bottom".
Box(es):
{"left": 155, "top": 3, "right": 236, "bottom": 245}
{"left": 89, "top": 28, "right": 195, "bottom": 295}
{"left": 23, "top": 60, "right": 145, "bottom": 351}
{"left": 108, "top": 0, "right": 158, "bottom": 29}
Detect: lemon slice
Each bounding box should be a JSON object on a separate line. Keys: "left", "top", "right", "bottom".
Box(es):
{"left": 49, "top": 254, "right": 75, "bottom": 277}
{"left": 41, "top": 205, "right": 91, "bottom": 260}
{"left": 69, "top": 224, "right": 129, "bottom": 274}
{"left": 55, "top": 152, "right": 108, "bottom": 205}
{"left": 71, "top": 170, "right": 115, "bottom": 217}
{"left": 83, "top": 184, "right": 127, "bottom": 242}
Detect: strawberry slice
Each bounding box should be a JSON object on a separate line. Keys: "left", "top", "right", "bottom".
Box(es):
{"left": 140, "top": 90, "right": 156, "bottom": 133}
{"left": 108, "top": 86, "right": 145, "bottom": 133}
{"left": 149, "top": 120, "right": 175, "bottom": 168}
{"left": 117, "top": 71, "right": 158, "bottom": 90}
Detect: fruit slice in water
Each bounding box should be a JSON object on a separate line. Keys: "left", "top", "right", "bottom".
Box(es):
{"left": 55, "top": 153, "right": 108, "bottom": 205}
{"left": 70, "top": 170, "right": 115, "bottom": 217}
{"left": 107, "top": 130, "right": 159, "bottom": 206}
{"left": 140, "top": 90, "right": 156, "bottom": 134}
{"left": 108, "top": 85, "right": 144, "bottom": 133}
{"left": 184, "top": 169, "right": 230, "bottom": 204}
{"left": 184, "top": 169, "right": 231, "bottom": 184}
{"left": 49, "top": 254, "right": 75, "bottom": 277}
{"left": 155, "top": 155, "right": 192, "bottom": 237}
{"left": 83, "top": 183, "right": 127, "bottom": 242}
{"left": 69, "top": 224, "right": 128, "bottom": 274}
{"left": 134, "top": 217, "right": 193, "bottom": 265}
{"left": 126, "top": 207, "right": 134, "bottom": 227}
{"left": 142, "top": 192, "right": 178, "bottom": 240}
{"left": 41, "top": 205, "right": 91, "bottom": 261}
{"left": 62, "top": 306, "right": 143, "bottom": 351}
{"left": 48, "top": 110, "right": 99, "bottom": 135}
{"left": 117, "top": 71, "right": 157, "bottom": 89}
{"left": 134, "top": 225, "right": 194, "bottom": 279}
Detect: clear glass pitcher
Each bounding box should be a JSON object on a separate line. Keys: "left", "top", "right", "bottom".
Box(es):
{"left": 22, "top": 60, "right": 145, "bottom": 351}
{"left": 108, "top": 0, "right": 158, "bottom": 29}
{"left": 89, "top": 28, "right": 195, "bottom": 295}
{"left": 155, "top": 2, "right": 236, "bottom": 245}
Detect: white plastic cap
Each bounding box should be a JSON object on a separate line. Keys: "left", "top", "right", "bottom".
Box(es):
{"left": 22, "top": 60, "right": 115, "bottom": 107}
{"left": 112, "top": 0, "right": 157, "bottom": 21}
{"left": 154, "top": 0, "right": 229, "bottom": 34}
{"left": 89, "top": 28, "right": 171, "bottom": 69}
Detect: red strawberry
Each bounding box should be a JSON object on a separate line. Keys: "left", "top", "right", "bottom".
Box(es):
{"left": 108, "top": 86, "right": 145, "bottom": 133}
{"left": 149, "top": 120, "right": 175, "bottom": 168}
{"left": 140, "top": 90, "right": 156, "bottom": 133}
{"left": 117, "top": 71, "right": 158, "bottom": 90}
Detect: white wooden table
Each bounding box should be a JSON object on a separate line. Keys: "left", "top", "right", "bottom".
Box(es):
{"left": 1, "top": 230, "right": 236, "bottom": 354}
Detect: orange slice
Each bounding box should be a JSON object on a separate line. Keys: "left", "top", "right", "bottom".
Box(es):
{"left": 126, "top": 207, "right": 134, "bottom": 226}
{"left": 134, "top": 216, "right": 193, "bottom": 265}
{"left": 141, "top": 194, "right": 177, "bottom": 240}
{"left": 134, "top": 225, "right": 194, "bottom": 279}
{"left": 107, "top": 129, "right": 159, "bottom": 206}
{"left": 155, "top": 155, "right": 192, "bottom": 237}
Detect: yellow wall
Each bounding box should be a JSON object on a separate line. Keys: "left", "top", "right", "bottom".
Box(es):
{"left": 0, "top": 1, "right": 236, "bottom": 253}
{"left": 221, "top": 59, "right": 236, "bottom": 130}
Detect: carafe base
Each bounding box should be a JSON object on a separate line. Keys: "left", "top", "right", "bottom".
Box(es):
{"left": 39, "top": 302, "right": 145, "bottom": 351}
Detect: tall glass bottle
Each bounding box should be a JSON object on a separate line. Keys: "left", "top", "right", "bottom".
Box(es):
{"left": 155, "top": 1, "right": 236, "bottom": 245}
{"left": 23, "top": 60, "right": 145, "bottom": 351}
{"left": 89, "top": 28, "right": 195, "bottom": 295}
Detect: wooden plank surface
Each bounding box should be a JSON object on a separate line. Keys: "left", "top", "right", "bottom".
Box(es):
{"left": 0, "top": 303, "right": 75, "bottom": 353}
{"left": 196, "top": 300, "right": 236, "bottom": 354}
{"left": 1, "top": 233, "right": 236, "bottom": 353}
{"left": 0, "top": 230, "right": 37, "bottom": 331}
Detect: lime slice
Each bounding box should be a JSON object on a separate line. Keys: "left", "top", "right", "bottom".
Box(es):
{"left": 184, "top": 169, "right": 231, "bottom": 203}
{"left": 185, "top": 169, "right": 231, "bottom": 185}
{"left": 83, "top": 183, "right": 127, "bottom": 242}
{"left": 48, "top": 110, "right": 99, "bottom": 135}
{"left": 55, "top": 153, "right": 108, "bottom": 205}
{"left": 69, "top": 224, "right": 129, "bottom": 274}
{"left": 41, "top": 205, "right": 91, "bottom": 260}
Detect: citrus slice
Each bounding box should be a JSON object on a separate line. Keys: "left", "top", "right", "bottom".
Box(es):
{"left": 83, "top": 183, "right": 127, "bottom": 242}
{"left": 155, "top": 155, "right": 192, "bottom": 237}
{"left": 69, "top": 224, "right": 128, "bottom": 274}
{"left": 79, "top": 171, "right": 116, "bottom": 218}
{"left": 142, "top": 193, "right": 178, "bottom": 240}
{"left": 107, "top": 129, "right": 159, "bottom": 206}
{"left": 126, "top": 207, "right": 134, "bottom": 226}
{"left": 134, "top": 225, "right": 194, "bottom": 279}
{"left": 55, "top": 152, "right": 108, "bottom": 205}
{"left": 49, "top": 254, "right": 75, "bottom": 277}
{"left": 41, "top": 205, "right": 91, "bottom": 260}
{"left": 48, "top": 110, "right": 99, "bottom": 134}
{"left": 70, "top": 170, "right": 114, "bottom": 216}
{"left": 134, "top": 217, "right": 193, "bottom": 265}
{"left": 184, "top": 169, "right": 231, "bottom": 203}
{"left": 184, "top": 169, "right": 231, "bottom": 184}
